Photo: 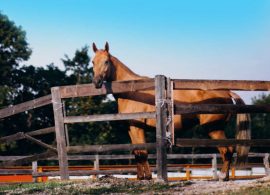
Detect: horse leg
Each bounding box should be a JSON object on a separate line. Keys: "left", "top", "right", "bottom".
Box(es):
{"left": 129, "top": 125, "right": 152, "bottom": 180}
{"left": 208, "top": 130, "right": 234, "bottom": 181}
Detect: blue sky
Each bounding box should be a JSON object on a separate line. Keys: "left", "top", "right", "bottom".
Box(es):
{"left": 1, "top": 0, "right": 270, "bottom": 102}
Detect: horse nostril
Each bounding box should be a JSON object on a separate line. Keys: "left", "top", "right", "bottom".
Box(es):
{"left": 93, "top": 76, "right": 104, "bottom": 88}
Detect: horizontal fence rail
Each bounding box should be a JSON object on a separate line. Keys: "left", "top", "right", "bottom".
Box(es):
{"left": 64, "top": 112, "right": 156, "bottom": 124}
{"left": 59, "top": 79, "right": 155, "bottom": 98}
{"left": 0, "top": 127, "right": 55, "bottom": 144}
{"left": 175, "top": 104, "right": 270, "bottom": 114}
{"left": 0, "top": 94, "right": 52, "bottom": 119}
{"left": 173, "top": 79, "right": 270, "bottom": 91}
{"left": 67, "top": 143, "right": 156, "bottom": 154}
{"left": 0, "top": 153, "right": 267, "bottom": 161}
{"left": 176, "top": 139, "right": 270, "bottom": 147}
{"left": 1, "top": 76, "right": 270, "bottom": 182}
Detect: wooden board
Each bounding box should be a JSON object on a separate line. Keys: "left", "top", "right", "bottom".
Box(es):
{"left": 0, "top": 95, "right": 52, "bottom": 119}
{"left": 59, "top": 79, "right": 155, "bottom": 98}
{"left": 176, "top": 139, "right": 270, "bottom": 147}
{"left": 64, "top": 112, "right": 155, "bottom": 123}
{"left": 175, "top": 104, "right": 270, "bottom": 114}
{"left": 173, "top": 79, "right": 270, "bottom": 91}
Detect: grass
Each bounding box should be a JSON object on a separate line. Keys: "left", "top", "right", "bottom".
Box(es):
{"left": 0, "top": 182, "right": 71, "bottom": 194}
{"left": 0, "top": 180, "right": 191, "bottom": 195}
{"left": 230, "top": 186, "right": 270, "bottom": 195}
{"left": 1, "top": 178, "right": 270, "bottom": 195}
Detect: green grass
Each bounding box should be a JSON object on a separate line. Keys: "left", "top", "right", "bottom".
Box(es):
{"left": 230, "top": 186, "right": 270, "bottom": 195}
{"left": 0, "top": 180, "right": 190, "bottom": 195}
{"left": 0, "top": 182, "right": 71, "bottom": 194}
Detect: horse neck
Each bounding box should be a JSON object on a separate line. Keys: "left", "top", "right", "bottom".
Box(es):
{"left": 110, "top": 55, "right": 145, "bottom": 81}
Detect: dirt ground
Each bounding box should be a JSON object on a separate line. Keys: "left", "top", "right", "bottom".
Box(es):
{"left": 1, "top": 176, "right": 270, "bottom": 194}
{"left": 173, "top": 177, "right": 270, "bottom": 194}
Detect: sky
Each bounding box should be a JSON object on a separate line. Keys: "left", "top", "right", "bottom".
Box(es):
{"left": 1, "top": 0, "right": 270, "bottom": 103}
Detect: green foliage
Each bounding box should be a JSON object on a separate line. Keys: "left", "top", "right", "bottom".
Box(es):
{"left": 62, "top": 46, "right": 92, "bottom": 84}
{"left": 0, "top": 12, "right": 31, "bottom": 86}
{"left": 250, "top": 93, "right": 270, "bottom": 153}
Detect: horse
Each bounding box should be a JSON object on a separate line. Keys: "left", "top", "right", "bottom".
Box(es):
{"left": 91, "top": 42, "right": 251, "bottom": 181}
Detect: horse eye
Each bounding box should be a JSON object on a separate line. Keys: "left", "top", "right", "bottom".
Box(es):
{"left": 105, "top": 60, "right": 109, "bottom": 65}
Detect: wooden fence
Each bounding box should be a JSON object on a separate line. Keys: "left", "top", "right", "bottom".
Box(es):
{"left": 0, "top": 152, "right": 269, "bottom": 182}
{"left": 0, "top": 75, "right": 270, "bottom": 182}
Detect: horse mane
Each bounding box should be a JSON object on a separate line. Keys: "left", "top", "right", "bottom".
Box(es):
{"left": 110, "top": 55, "right": 148, "bottom": 80}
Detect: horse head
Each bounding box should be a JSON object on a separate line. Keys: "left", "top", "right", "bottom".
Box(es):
{"left": 92, "top": 42, "right": 113, "bottom": 88}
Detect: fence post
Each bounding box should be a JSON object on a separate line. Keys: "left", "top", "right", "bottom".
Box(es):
{"left": 93, "top": 154, "right": 100, "bottom": 179}
{"left": 32, "top": 161, "right": 38, "bottom": 183}
{"left": 155, "top": 75, "right": 168, "bottom": 182}
{"left": 212, "top": 154, "right": 218, "bottom": 180}
{"left": 264, "top": 153, "right": 270, "bottom": 176}
{"left": 51, "top": 87, "right": 69, "bottom": 180}
{"left": 166, "top": 77, "right": 174, "bottom": 146}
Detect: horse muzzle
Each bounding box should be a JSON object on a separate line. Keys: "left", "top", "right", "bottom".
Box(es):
{"left": 93, "top": 76, "right": 104, "bottom": 88}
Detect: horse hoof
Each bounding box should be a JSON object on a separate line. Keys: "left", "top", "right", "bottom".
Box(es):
{"left": 144, "top": 175, "right": 152, "bottom": 180}
{"left": 218, "top": 172, "right": 229, "bottom": 182}
{"left": 137, "top": 176, "right": 145, "bottom": 180}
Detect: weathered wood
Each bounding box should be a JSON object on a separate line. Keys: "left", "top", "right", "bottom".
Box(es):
{"left": 175, "top": 104, "right": 270, "bottom": 114}
{"left": 32, "top": 161, "right": 38, "bottom": 182}
{"left": 155, "top": 75, "right": 168, "bottom": 182}
{"left": 176, "top": 139, "right": 270, "bottom": 147}
{"left": 93, "top": 154, "right": 100, "bottom": 179}
{"left": 24, "top": 134, "right": 57, "bottom": 152}
{"left": 212, "top": 154, "right": 218, "bottom": 180}
{"left": 0, "top": 169, "right": 32, "bottom": 175}
{"left": 0, "top": 152, "right": 266, "bottom": 162}
{"left": 32, "top": 167, "right": 181, "bottom": 177}
{"left": 0, "top": 127, "right": 55, "bottom": 144}
{"left": 173, "top": 79, "right": 270, "bottom": 91}
{"left": 166, "top": 77, "right": 174, "bottom": 145}
{"left": 62, "top": 101, "right": 70, "bottom": 146}
{"left": 51, "top": 87, "right": 69, "bottom": 180}
{"left": 67, "top": 143, "right": 156, "bottom": 154}
{"left": 59, "top": 79, "right": 155, "bottom": 98}
{"left": 264, "top": 153, "right": 270, "bottom": 176}
{"left": 64, "top": 112, "right": 156, "bottom": 124}
{"left": 33, "top": 169, "right": 138, "bottom": 177}
{"left": 27, "top": 127, "right": 55, "bottom": 136}
{"left": 0, "top": 94, "right": 52, "bottom": 119}
{"left": 0, "top": 132, "right": 25, "bottom": 143}
{"left": 0, "top": 151, "right": 56, "bottom": 167}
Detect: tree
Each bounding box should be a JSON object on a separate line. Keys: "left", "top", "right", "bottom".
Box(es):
{"left": 0, "top": 64, "right": 69, "bottom": 155}
{"left": 0, "top": 12, "right": 31, "bottom": 86}
{"left": 250, "top": 93, "right": 270, "bottom": 153}
{"left": 62, "top": 46, "right": 92, "bottom": 84}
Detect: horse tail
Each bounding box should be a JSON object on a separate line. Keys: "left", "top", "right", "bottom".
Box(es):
{"left": 230, "top": 92, "right": 251, "bottom": 166}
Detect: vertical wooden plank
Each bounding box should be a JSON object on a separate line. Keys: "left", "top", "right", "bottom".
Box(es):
{"left": 62, "top": 100, "right": 70, "bottom": 146}
{"left": 93, "top": 154, "right": 100, "bottom": 179}
{"left": 186, "top": 165, "right": 191, "bottom": 180}
{"left": 231, "top": 167, "right": 236, "bottom": 179}
{"left": 155, "top": 75, "right": 168, "bottom": 182}
{"left": 166, "top": 78, "right": 174, "bottom": 146}
{"left": 264, "top": 153, "right": 270, "bottom": 176}
{"left": 51, "top": 87, "right": 69, "bottom": 180}
{"left": 32, "top": 161, "right": 38, "bottom": 183}
{"left": 212, "top": 154, "right": 218, "bottom": 180}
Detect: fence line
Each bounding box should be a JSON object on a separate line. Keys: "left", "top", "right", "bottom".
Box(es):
{"left": 1, "top": 75, "right": 270, "bottom": 182}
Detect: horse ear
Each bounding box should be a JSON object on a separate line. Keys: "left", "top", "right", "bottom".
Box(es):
{"left": 92, "top": 43, "right": 98, "bottom": 53}
{"left": 105, "top": 42, "right": 109, "bottom": 52}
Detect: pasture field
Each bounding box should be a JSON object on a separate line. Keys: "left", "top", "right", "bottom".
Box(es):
{"left": 1, "top": 176, "right": 270, "bottom": 194}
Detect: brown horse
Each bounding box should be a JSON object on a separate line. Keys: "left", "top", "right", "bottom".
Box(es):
{"left": 91, "top": 42, "right": 251, "bottom": 181}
